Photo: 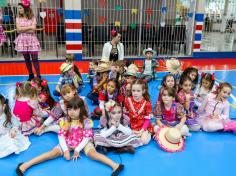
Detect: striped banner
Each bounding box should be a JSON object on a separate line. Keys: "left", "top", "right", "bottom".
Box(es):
{"left": 193, "top": 13, "right": 204, "bottom": 52}
{"left": 65, "top": 1, "right": 82, "bottom": 60}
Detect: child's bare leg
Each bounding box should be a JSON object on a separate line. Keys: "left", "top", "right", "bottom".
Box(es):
{"left": 140, "top": 131, "right": 151, "bottom": 145}
{"left": 87, "top": 149, "right": 119, "bottom": 171}
{"left": 19, "top": 147, "right": 62, "bottom": 173}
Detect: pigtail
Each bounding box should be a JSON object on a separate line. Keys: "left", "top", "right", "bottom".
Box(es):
{"left": 0, "top": 95, "right": 12, "bottom": 127}
{"left": 15, "top": 82, "right": 23, "bottom": 98}
{"left": 213, "top": 82, "right": 232, "bottom": 95}
{"left": 200, "top": 72, "right": 215, "bottom": 91}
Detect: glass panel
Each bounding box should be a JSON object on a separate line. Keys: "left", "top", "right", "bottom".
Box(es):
{"left": 202, "top": 0, "right": 236, "bottom": 52}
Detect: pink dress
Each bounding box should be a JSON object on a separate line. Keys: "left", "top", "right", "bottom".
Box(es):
{"left": 58, "top": 118, "right": 93, "bottom": 150}
{"left": 0, "top": 25, "right": 6, "bottom": 45}
{"left": 198, "top": 93, "right": 230, "bottom": 127}
{"left": 0, "top": 10, "right": 6, "bottom": 45}
{"left": 14, "top": 17, "right": 40, "bottom": 52}
{"left": 197, "top": 93, "right": 236, "bottom": 133}
{"left": 13, "top": 99, "right": 42, "bottom": 135}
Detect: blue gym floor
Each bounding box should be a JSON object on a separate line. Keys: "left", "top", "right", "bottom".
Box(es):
{"left": 0, "top": 70, "right": 236, "bottom": 176}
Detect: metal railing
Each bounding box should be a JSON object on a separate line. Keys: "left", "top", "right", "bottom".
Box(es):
{"left": 0, "top": 0, "right": 196, "bottom": 60}
{"left": 82, "top": 0, "right": 194, "bottom": 58}
{"left": 0, "top": 0, "right": 66, "bottom": 60}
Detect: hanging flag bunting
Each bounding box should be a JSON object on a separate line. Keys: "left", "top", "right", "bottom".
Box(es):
{"left": 40, "top": 11, "right": 46, "bottom": 19}
{"left": 131, "top": 8, "right": 138, "bottom": 15}
{"left": 187, "top": 12, "right": 193, "bottom": 18}
{"left": 81, "top": 9, "right": 90, "bottom": 18}
{"left": 99, "top": 0, "right": 106, "bottom": 8}
{"left": 115, "top": 21, "right": 121, "bottom": 27}
{"left": 115, "top": 5, "right": 122, "bottom": 11}
{"left": 99, "top": 16, "right": 105, "bottom": 24}
{"left": 160, "top": 0, "right": 167, "bottom": 27}
{"left": 3, "top": 15, "right": 10, "bottom": 22}
{"left": 161, "top": 7, "right": 167, "bottom": 14}
{"left": 57, "top": 8, "right": 63, "bottom": 15}
{"left": 131, "top": 23, "right": 137, "bottom": 29}
{"left": 145, "top": 23, "right": 151, "bottom": 29}
{"left": 146, "top": 9, "right": 153, "bottom": 15}
{"left": 0, "top": 0, "right": 7, "bottom": 7}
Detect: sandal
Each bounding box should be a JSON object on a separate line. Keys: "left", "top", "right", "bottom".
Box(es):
{"left": 16, "top": 163, "right": 24, "bottom": 176}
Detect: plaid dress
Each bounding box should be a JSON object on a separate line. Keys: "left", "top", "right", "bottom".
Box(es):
{"left": 14, "top": 17, "right": 40, "bottom": 52}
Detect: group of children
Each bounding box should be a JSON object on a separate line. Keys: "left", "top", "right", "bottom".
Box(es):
{"left": 0, "top": 50, "right": 235, "bottom": 176}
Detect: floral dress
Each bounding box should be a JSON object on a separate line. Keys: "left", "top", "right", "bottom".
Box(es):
{"left": 58, "top": 118, "right": 94, "bottom": 152}
{"left": 177, "top": 90, "right": 199, "bottom": 128}
{"left": 154, "top": 101, "right": 186, "bottom": 127}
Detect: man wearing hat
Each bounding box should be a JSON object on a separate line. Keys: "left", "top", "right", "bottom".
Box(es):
{"left": 138, "top": 48, "right": 158, "bottom": 82}
{"left": 53, "top": 63, "right": 80, "bottom": 96}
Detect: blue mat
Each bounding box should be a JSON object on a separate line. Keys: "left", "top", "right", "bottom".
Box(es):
{"left": 0, "top": 71, "right": 236, "bottom": 176}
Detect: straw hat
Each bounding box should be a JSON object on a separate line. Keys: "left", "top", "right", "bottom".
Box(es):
{"left": 60, "top": 63, "right": 73, "bottom": 73}
{"left": 100, "top": 57, "right": 110, "bottom": 63}
{"left": 143, "top": 48, "right": 157, "bottom": 56}
{"left": 166, "top": 58, "right": 182, "bottom": 74}
{"left": 124, "top": 64, "right": 138, "bottom": 77}
{"left": 94, "top": 62, "right": 110, "bottom": 73}
{"left": 155, "top": 127, "right": 185, "bottom": 152}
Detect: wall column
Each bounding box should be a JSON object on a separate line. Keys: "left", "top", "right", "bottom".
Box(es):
{"left": 64, "top": 0, "right": 82, "bottom": 60}
{"left": 193, "top": 0, "right": 205, "bottom": 52}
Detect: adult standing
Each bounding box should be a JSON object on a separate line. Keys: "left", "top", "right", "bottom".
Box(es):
{"left": 102, "top": 29, "right": 124, "bottom": 62}
{"left": 15, "top": 0, "right": 41, "bottom": 80}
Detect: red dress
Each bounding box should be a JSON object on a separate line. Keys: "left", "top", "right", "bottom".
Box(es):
{"left": 124, "top": 97, "right": 153, "bottom": 134}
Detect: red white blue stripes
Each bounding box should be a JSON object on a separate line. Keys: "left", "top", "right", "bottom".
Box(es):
{"left": 65, "top": 7, "right": 82, "bottom": 60}
{"left": 193, "top": 13, "right": 204, "bottom": 52}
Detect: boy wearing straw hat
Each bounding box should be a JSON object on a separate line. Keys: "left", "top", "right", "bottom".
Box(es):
{"left": 87, "top": 62, "right": 110, "bottom": 105}
{"left": 65, "top": 54, "right": 84, "bottom": 86}
{"left": 53, "top": 63, "right": 81, "bottom": 96}
{"left": 120, "top": 64, "right": 138, "bottom": 97}
{"left": 138, "top": 48, "right": 158, "bottom": 82}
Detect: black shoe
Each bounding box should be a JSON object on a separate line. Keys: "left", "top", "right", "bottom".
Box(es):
{"left": 16, "top": 163, "right": 24, "bottom": 176}
{"left": 37, "top": 75, "right": 42, "bottom": 79}
{"left": 27, "top": 74, "right": 34, "bottom": 81}
{"left": 112, "top": 164, "right": 124, "bottom": 176}
{"left": 96, "top": 145, "right": 108, "bottom": 154}
{"left": 115, "top": 146, "right": 135, "bottom": 154}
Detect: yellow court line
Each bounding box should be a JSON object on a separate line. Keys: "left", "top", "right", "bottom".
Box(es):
{"left": 230, "top": 104, "right": 236, "bottom": 109}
